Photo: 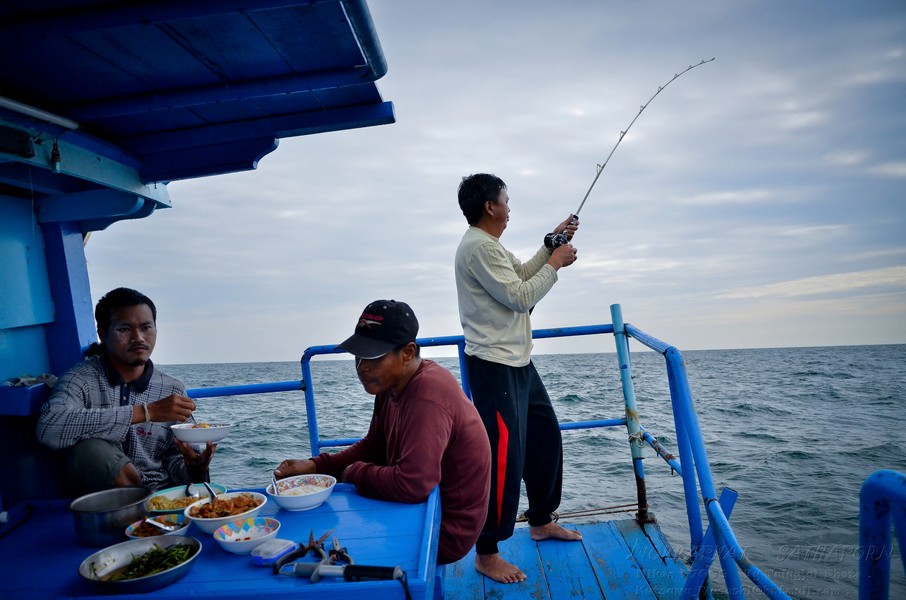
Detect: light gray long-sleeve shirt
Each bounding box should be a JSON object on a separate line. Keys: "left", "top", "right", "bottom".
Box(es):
{"left": 454, "top": 226, "right": 557, "bottom": 367}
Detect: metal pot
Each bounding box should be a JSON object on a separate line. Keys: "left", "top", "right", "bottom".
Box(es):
{"left": 68, "top": 486, "right": 152, "bottom": 547}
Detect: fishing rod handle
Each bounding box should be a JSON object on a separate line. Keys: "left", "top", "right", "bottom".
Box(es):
{"left": 343, "top": 564, "right": 404, "bottom": 581}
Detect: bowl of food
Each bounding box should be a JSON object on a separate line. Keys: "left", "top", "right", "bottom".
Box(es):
{"left": 184, "top": 491, "right": 267, "bottom": 534}
{"left": 68, "top": 487, "right": 153, "bottom": 547}
{"left": 148, "top": 483, "right": 228, "bottom": 515}
{"left": 267, "top": 474, "right": 336, "bottom": 512}
{"left": 213, "top": 517, "right": 280, "bottom": 554}
{"left": 125, "top": 514, "right": 190, "bottom": 539}
{"left": 170, "top": 422, "right": 232, "bottom": 444}
{"left": 78, "top": 535, "right": 201, "bottom": 594}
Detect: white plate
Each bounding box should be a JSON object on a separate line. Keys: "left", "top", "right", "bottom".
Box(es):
{"left": 170, "top": 423, "right": 231, "bottom": 444}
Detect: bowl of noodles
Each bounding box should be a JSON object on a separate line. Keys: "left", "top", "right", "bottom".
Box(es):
{"left": 148, "top": 483, "right": 228, "bottom": 515}
{"left": 184, "top": 491, "right": 267, "bottom": 534}
{"left": 170, "top": 422, "right": 232, "bottom": 444}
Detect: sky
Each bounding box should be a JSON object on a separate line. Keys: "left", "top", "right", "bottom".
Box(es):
{"left": 85, "top": 0, "right": 906, "bottom": 365}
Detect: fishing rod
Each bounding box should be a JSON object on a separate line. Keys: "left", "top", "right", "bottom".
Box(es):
{"left": 545, "top": 57, "right": 716, "bottom": 249}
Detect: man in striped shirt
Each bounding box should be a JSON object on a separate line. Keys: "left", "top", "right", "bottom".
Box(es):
{"left": 37, "top": 288, "right": 215, "bottom": 495}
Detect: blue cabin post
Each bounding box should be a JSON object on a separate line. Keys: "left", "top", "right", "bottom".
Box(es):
{"left": 610, "top": 303, "right": 652, "bottom": 523}
{"left": 0, "top": 208, "right": 96, "bottom": 509}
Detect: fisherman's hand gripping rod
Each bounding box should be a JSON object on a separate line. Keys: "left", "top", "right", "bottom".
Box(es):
{"left": 545, "top": 58, "right": 715, "bottom": 249}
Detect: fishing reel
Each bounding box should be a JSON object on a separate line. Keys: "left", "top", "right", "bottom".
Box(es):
{"left": 544, "top": 232, "right": 570, "bottom": 250}
{"left": 544, "top": 214, "right": 578, "bottom": 250}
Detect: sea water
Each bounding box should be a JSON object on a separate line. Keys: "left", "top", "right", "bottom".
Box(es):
{"left": 163, "top": 344, "right": 906, "bottom": 599}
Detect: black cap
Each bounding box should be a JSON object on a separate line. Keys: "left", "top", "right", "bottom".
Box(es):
{"left": 337, "top": 300, "right": 419, "bottom": 359}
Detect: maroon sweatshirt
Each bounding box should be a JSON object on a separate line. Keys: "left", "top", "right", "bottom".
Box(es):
{"left": 313, "top": 360, "right": 491, "bottom": 563}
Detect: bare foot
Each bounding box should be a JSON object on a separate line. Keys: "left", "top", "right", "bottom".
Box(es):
{"left": 475, "top": 553, "right": 526, "bottom": 584}
{"left": 530, "top": 522, "right": 583, "bottom": 542}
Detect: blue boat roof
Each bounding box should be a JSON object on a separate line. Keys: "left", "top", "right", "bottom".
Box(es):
{"left": 0, "top": 0, "right": 394, "bottom": 184}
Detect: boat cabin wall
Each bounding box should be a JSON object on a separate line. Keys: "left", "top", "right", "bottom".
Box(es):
{"left": 1, "top": 195, "right": 97, "bottom": 506}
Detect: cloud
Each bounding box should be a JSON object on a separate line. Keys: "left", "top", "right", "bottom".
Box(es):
{"left": 867, "top": 162, "right": 906, "bottom": 178}
{"left": 719, "top": 266, "right": 906, "bottom": 300}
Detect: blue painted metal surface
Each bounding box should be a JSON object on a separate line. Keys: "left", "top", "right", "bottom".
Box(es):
{"left": 611, "top": 304, "right": 651, "bottom": 521}
{"left": 188, "top": 380, "right": 303, "bottom": 399}
{"left": 859, "top": 469, "right": 906, "bottom": 599}
{"left": 0, "top": 0, "right": 395, "bottom": 183}
{"left": 707, "top": 499, "right": 792, "bottom": 600}
{"left": 684, "top": 487, "right": 738, "bottom": 598}
{"left": 0, "top": 484, "right": 441, "bottom": 599}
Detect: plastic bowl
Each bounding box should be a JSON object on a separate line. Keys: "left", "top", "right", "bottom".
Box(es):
{"left": 125, "top": 514, "right": 190, "bottom": 539}
{"left": 170, "top": 422, "right": 232, "bottom": 444}
{"left": 147, "top": 483, "right": 228, "bottom": 515}
{"left": 68, "top": 487, "right": 152, "bottom": 547}
{"left": 184, "top": 491, "right": 267, "bottom": 534}
{"left": 78, "top": 535, "right": 201, "bottom": 594}
{"left": 213, "top": 517, "right": 280, "bottom": 554}
{"left": 267, "top": 474, "right": 336, "bottom": 512}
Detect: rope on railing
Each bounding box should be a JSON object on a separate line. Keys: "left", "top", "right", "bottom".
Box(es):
{"left": 516, "top": 504, "right": 638, "bottom": 523}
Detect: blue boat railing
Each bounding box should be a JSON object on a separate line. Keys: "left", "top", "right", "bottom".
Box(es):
{"left": 859, "top": 469, "right": 906, "bottom": 599}
{"left": 189, "top": 302, "right": 799, "bottom": 599}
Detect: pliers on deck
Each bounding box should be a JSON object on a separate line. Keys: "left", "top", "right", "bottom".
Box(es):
{"left": 328, "top": 537, "right": 353, "bottom": 565}
{"left": 273, "top": 529, "right": 332, "bottom": 575}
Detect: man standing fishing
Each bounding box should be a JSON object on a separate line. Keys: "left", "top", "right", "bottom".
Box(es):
{"left": 454, "top": 173, "right": 582, "bottom": 584}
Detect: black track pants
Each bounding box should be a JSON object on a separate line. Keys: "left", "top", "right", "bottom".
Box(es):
{"left": 467, "top": 355, "right": 564, "bottom": 555}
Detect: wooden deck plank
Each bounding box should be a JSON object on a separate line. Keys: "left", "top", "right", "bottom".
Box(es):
{"left": 581, "top": 520, "right": 658, "bottom": 600}
{"left": 614, "top": 519, "right": 688, "bottom": 599}
{"left": 482, "top": 528, "right": 549, "bottom": 600}
{"left": 536, "top": 523, "right": 599, "bottom": 598}
{"left": 444, "top": 547, "right": 484, "bottom": 599}
{"left": 443, "top": 519, "right": 690, "bottom": 599}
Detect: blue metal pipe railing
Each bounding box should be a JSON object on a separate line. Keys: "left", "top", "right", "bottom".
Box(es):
{"left": 859, "top": 469, "right": 906, "bottom": 599}
{"left": 185, "top": 303, "right": 794, "bottom": 599}
{"left": 188, "top": 380, "right": 302, "bottom": 398}
{"left": 707, "top": 500, "right": 792, "bottom": 599}
{"left": 610, "top": 304, "right": 650, "bottom": 522}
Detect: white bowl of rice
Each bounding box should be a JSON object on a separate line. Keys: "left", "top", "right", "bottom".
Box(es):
{"left": 267, "top": 474, "right": 336, "bottom": 511}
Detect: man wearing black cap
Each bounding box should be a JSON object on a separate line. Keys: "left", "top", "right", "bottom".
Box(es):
{"left": 274, "top": 300, "right": 491, "bottom": 565}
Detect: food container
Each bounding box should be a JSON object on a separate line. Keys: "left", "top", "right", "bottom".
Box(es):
{"left": 78, "top": 535, "right": 201, "bottom": 593}
{"left": 251, "top": 538, "right": 297, "bottom": 566}
{"left": 68, "top": 487, "right": 152, "bottom": 547}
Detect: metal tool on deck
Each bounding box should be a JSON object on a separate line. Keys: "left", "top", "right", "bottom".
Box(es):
{"left": 276, "top": 533, "right": 404, "bottom": 582}
{"left": 273, "top": 531, "right": 411, "bottom": 598}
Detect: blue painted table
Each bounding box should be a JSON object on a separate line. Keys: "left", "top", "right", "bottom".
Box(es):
{"left": 0, "top": 484, "right": 440, "bottom": 600}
